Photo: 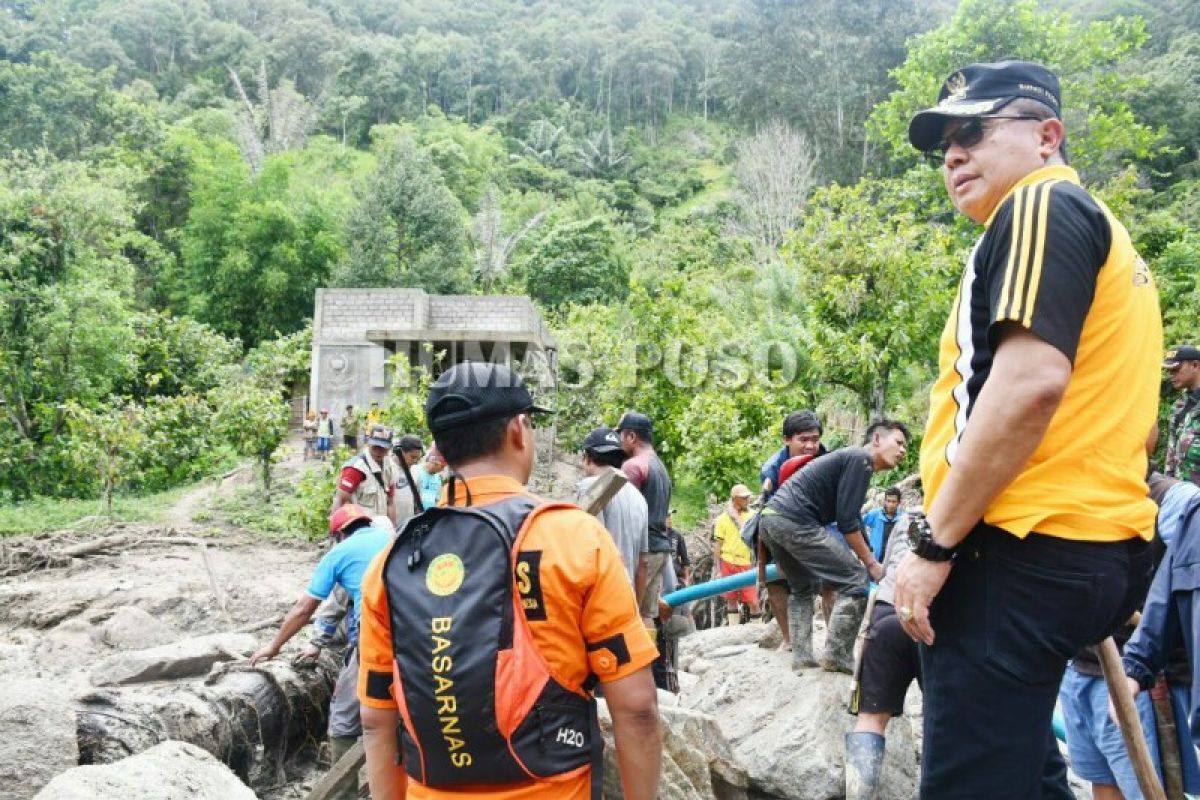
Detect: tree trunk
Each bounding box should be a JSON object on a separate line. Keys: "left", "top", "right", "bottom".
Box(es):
{"left": 260, "top": 455, "right": 272, "bottom": 500}
{"left": 77, "top": 658, "right": 338, "bottom": 792}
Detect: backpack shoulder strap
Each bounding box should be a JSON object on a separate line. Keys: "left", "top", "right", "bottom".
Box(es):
{"left": 508, "top": 500, "right": 604, "bottom": 800}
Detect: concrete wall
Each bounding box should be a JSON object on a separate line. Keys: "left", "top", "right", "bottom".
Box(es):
{"left": 309, "top": 289, "right": 556, "bottom": 424}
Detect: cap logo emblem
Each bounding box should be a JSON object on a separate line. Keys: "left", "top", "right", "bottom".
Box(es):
{"left": 945, "top": 71, "right": 968, "bottom": 102}
{"left": 426, "top": 553, "right": 465, "bottom": 597}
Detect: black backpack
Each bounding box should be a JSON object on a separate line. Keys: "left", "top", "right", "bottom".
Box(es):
{"left": 379, "top": 491, "right": 602, "bottom": 795}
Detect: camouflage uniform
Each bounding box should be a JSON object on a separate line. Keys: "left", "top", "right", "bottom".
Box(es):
{"left": 1166, "top": 389, "right": 1200, "bottom": 484}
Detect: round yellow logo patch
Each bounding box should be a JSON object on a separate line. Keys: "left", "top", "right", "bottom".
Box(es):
{"left": 426, "top": 553, "right": 465, "bottom": 597}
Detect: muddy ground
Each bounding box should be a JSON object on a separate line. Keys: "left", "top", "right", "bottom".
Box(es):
{"left": 0, "top": 447, "right": 347, "bottom": 798}
{"left": 0, "top": 439, "right": 596, "bottom": 798}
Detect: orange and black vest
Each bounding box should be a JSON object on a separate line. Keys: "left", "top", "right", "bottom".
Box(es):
{"left": 381, "top": 493, "right": 601, "bottom": 795}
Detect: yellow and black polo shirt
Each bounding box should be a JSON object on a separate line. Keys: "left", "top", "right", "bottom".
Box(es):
{"left": 920, "top": 165, "right": 1162, "bottom": 543}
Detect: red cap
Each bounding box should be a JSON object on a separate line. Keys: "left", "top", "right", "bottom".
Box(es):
{"left": 329, "top": 504, "right": 371, "bottom": 534}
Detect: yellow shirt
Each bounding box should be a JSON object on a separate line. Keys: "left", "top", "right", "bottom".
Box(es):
{"left": 714, "top": 509, "right": 752, "bottom": 566}
{"left": 920, "top": 165, "right": 1160, "bottom": 542}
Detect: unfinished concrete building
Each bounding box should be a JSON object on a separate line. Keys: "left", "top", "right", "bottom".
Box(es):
{"left": 308, "top": 289, "right": 557, "bottom": 420}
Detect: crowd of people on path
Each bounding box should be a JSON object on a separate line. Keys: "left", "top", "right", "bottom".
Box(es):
{"left": 241, "top": 57, "right": 1200, "bottom": 800}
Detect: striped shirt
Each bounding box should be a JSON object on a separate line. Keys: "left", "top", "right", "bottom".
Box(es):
{"left": 920, "top": 165, "right": 1161, "bottom": 543}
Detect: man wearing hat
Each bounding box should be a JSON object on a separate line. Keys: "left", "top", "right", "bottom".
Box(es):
{"left": 250, "top": 503, "right": 393, "bottom": 796}
{"left": 356, "top": 363, "right": 661, "bottom": 798}
{"left": 616, "top": 411, "right": 675, "bottom": 631}
{"left": 392, "top": 434, "right": 426, "bottom": 523}
{"left": 332, "top": 424, "right": 400, "bottom": 529}
{"left": 713, "top": 484, "right": 760, "bottom": 626}
{"left": 1164, "top": 345, "right": 1200, "bottom": 484}
{"left": 577, "top": 426, "right": 649, "bottom": 588}
{"left": 895, "top": 60, "right": 1162, "bottom": 795}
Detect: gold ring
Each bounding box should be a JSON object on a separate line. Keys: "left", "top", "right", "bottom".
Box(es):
{"left": 898, "top": 606, "right": 913, "bottom": 621}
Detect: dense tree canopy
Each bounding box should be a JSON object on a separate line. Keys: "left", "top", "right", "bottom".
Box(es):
{"left": 1, "top": 0, "right": 1198, "bottom": 506}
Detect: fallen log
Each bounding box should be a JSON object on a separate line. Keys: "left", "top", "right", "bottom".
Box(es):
{"left": 77, "top": 653, "right": 339, "bottom": 792}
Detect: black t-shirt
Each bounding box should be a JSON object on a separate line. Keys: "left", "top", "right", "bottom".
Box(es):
{"left": 766, "top": 447, "right": 873, "bottom": 534}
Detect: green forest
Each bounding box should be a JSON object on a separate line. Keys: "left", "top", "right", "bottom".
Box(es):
{"left": 2, "top": 0, "right": 1198, "bottom": 524}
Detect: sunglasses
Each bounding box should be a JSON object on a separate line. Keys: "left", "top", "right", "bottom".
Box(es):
{"left": 923, "top": 115, "right": 1044, "bottom": 165}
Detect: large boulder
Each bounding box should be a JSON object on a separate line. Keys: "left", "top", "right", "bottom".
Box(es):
{"left": 678, "top": 623, "right": 919, "bottom": 800}
{"left": 0, "top": 678, "right": 79, "bottom": 800}
{"left": 599, "top": 691, "right": 750, "bottom": 800}
{"left": 90, "top": 633, "right": 257, "bottom": 686}
{"left": 34, "top": 740, "right": 256, "bottom": 799}
{"left": 94, "top": 606, "right": 176, "bottom": 651}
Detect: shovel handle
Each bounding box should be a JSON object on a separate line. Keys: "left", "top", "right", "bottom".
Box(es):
{"left": 1097, "top": 636, "right": 1167, "bottom": 800}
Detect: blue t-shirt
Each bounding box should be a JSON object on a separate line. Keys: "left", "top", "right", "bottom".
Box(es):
{"left": 863, "top": 507, "right": 902, "bottom": 562}
{"left": 306, "top": 524, "right": 393, "bottom": 642}
{"left": 418, "top": 468, "right": 443, "bottom": 511}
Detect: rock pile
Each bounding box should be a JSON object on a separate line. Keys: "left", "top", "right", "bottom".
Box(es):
{"left": 0, "top": 679, "right": 78, "bottom": 800}
{"left": 600, "top": 691, "right": 751, "bottom": 800}
{"left": 678, "top": 622, "right": 921, "bottom": 800}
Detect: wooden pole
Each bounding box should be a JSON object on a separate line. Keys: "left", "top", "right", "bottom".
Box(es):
{"left": 1097, "top": 636, "right": 1168, "bottom": 800}
{"left": 1151, "top": 678, "right": 1185, "bottom": 800}
{"left": 307, "top": 740, "right": 365, "bottom": 800}
{"left": 579, "top": 467, "right": 628, "bottom": 516}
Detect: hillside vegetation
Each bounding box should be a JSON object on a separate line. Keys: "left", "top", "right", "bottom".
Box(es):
{"left": 1, "top": 0, "right": 1197, "bottom": 519}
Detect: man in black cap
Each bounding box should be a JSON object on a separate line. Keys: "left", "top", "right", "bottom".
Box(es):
{"left": 392, "top": 434, "right": 426, "bottom": 523}
{"left": 333, "top": 424, "right": 399, "bottom": 528}
{"left": 895, "top": 60, "right": 1162, "bottom": 796}
{"left": 1163, "top": 345, "right": 1200, "bottom": 484}
{"left": 616, "top": 412, "right": 674, "bottom": 635}
{"left": 357, "top": 362, "right": 662, "bottom": 798}
{"left": 577, "top": 426, "right": 649, "bottom": 588}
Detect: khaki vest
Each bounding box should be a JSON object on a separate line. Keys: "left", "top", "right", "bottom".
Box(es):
{"left": 344, "top": 453, "right": 398, "bottom": 517}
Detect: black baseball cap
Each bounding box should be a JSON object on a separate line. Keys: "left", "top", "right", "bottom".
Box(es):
{"left": 1163, "top": 345, "right": 1200, "bottom": 368}
{"left": 582, "top": 427, "right": 622, "bottom": 454}
{"left": 909, "top": 60, "right": 1062, "bottom": 152}
{"left": 425, "top": 362, "right": 551, "bottom": 435}
{"left": 615, "top": 411, "right": 653, "bottom": 435}
{"left": 396, "top": 435, "right": 424, "bottom": 453}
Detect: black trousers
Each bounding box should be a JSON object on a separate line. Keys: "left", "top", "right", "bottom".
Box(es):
{"left": 920, "top": 524, "right": 1149, "bottom": 799}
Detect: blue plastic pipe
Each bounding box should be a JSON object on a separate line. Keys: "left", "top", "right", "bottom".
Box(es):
{"left": 663, "top": 564, "right": 780, "bottom": 607}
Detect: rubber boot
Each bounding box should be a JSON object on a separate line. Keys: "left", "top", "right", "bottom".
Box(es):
{"left": 788, "top": 593, "right": 817, "bottom": 670}
{"left": 328, "top": 736, "right": 360, "bottom": 800}
{"left": 726, "top": 610, "right": 741, "bottom": 627}
{"left": 844, "top": 731, "right": 885, "bottom": 800}
{"left": 821, "top": 594, "right": 867, "bottom": 674}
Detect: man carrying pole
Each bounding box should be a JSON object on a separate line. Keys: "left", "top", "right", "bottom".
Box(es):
{"left": 894, "top": 60, "right": 1161, "bottom": 797}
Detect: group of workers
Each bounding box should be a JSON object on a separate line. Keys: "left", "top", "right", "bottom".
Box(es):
{"left": 243, "top": 57, "right": 1200, "bottom": 800}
